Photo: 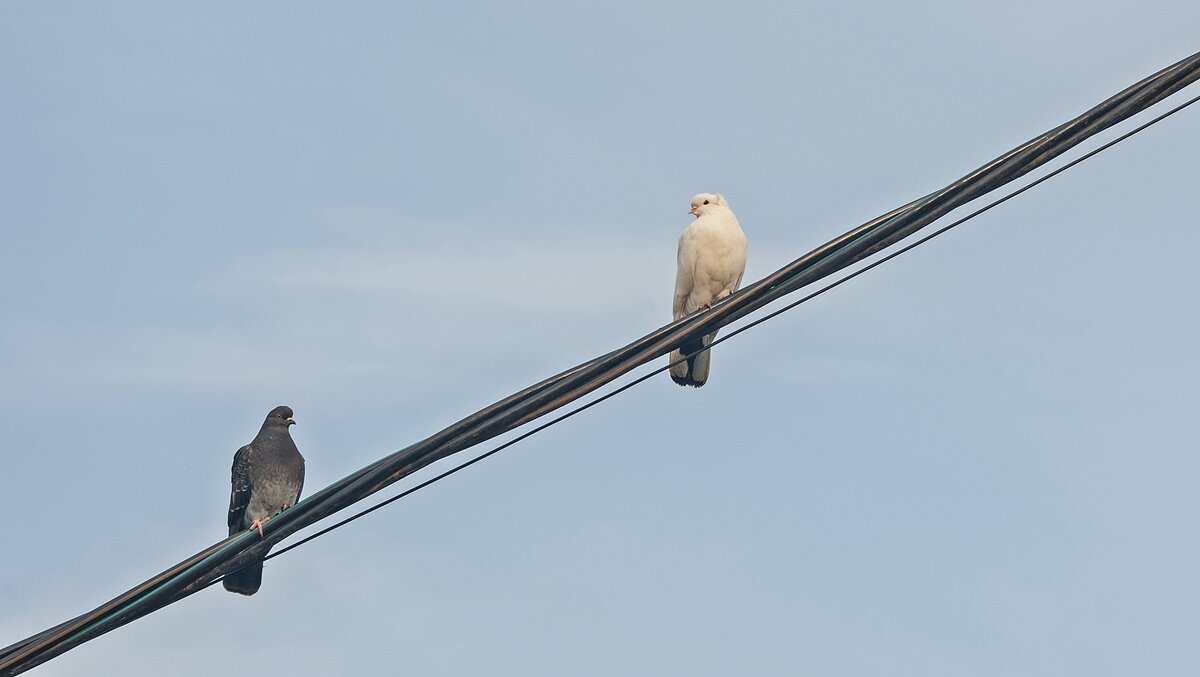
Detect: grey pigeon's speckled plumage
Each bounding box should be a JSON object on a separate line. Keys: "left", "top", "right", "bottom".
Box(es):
{"left": 224, "top": 405, "right": 305, "bottom": 596}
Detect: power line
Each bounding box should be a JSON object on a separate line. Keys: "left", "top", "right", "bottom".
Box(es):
{"left": 4, "top": 51, "right": 1199, "bottom": 676}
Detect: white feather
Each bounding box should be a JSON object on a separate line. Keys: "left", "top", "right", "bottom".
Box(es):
{"left": 669, "top": 193, "right": 747, "bottom": 387}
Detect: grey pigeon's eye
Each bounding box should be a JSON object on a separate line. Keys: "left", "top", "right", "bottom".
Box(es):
{"left": 703, "top": 200, "right": 710, "bottom": 205}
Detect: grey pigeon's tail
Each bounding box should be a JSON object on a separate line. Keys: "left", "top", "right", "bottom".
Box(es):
{"left": 222, "top": 560, "right": 264, "bottom": 596}
{"left": 669, "top": 332, "right": 714, "bottom": 387}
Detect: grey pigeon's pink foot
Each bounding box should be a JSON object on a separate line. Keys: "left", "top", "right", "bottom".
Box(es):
{"left": 249, "top": 516, "right": 270, "bottom": 537}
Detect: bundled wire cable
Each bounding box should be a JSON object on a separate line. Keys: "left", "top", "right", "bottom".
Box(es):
{"left": 3, "top": 50, "right": 1199, "bottom": 675}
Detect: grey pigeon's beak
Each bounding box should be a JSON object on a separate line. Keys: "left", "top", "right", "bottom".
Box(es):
{"left": 287, "top": 418, "right": 296, "bottom": 425}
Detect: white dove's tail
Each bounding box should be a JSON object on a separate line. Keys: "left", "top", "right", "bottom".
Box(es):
{"left": 669, "top": 332, "right": 715, "bottom": 387}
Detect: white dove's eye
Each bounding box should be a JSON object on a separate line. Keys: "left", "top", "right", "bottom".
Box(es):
{"left": 703, "top": 200, "right": 710, "bottom": 205}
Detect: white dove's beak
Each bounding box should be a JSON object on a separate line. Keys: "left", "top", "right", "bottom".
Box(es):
{"left": 688, "top": 207, "right": 698, "bottom": 216}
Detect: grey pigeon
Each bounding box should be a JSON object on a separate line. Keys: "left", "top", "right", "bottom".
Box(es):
{"left": 670, "top": 193, "right": 748, "bottom": 387}
{"left": 224, "top": 405, "right": 305, "bottom": 595}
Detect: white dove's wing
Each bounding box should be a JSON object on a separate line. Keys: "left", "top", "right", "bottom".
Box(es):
{"left": 673, "top": 228, "right": 698, "bottom": 321}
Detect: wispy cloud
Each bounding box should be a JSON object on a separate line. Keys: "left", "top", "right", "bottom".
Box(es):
{"left": 2, "top": 232, "right": 681, "bottom": 401}
{"left": 0, "top": 323, "right": 374, "bottom": 399}
{"left": 202, "top": 235, "right": 673, "bottom": 316}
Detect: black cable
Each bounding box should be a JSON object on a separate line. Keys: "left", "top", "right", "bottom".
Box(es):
{"left": 5, "top": 54, "right": 1198, "bottom": 676}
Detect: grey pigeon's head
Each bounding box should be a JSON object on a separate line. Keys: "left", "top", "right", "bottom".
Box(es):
{"left": 688, "top": 193, "right": 726, "bottom": 218}
{"left": 263, "top": 405, "right": 296, "bottom": 428}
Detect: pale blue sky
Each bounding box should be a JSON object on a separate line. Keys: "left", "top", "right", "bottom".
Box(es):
{"left": 3, "top": 3, "right": 1199, "bottom": 676}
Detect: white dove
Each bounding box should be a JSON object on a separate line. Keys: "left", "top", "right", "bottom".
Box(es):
{"left": 669, "top": 192, "right": 748, "bottom": 387}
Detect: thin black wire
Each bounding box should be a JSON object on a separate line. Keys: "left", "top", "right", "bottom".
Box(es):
{"left": 27, "top": 84, "right": 1200, "bottom": 642}
{"left": 251, "top": 90, "right": 1200, "bottom": 568}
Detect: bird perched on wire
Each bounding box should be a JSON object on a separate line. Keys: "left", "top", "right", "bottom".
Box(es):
{"left": 224, "top": 405, "right": 305, "bottom": 596}
{"left": 669, "top": 193, "right": 748, "bottom": 387}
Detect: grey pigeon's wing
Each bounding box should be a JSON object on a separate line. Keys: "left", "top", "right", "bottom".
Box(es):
{"left": 228, "top": 444, "right": 254, "bottom": 535}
